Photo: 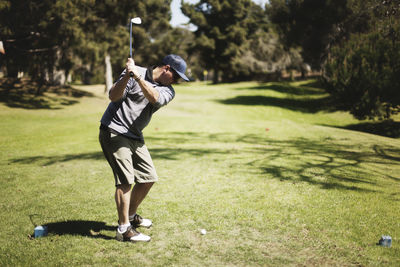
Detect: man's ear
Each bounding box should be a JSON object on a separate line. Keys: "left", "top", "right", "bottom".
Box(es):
{"left": 164, "top": 65, "right": 171, "bottom": 72}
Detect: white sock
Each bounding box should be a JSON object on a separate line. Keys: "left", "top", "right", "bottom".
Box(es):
{"left": 118, "top": 223, "right": 131, "bottom": 233}
{"left": 129, "top": 214, "right": 137, "bottom": 220}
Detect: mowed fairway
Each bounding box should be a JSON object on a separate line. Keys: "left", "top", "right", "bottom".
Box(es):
{"left": 0, "top": 80, "right": 399, "bottom": 266}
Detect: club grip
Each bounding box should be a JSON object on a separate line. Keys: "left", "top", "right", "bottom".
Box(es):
{"left": 129, "top": 71, "right": 134, "bottom": 77}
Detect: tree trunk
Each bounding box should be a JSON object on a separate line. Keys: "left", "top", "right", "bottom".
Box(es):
{"left": 36, "top": 69, "right": 46, "bottom": 96}
{"left": 2, "top": 42, "right": 18, "bottom": 78}
{"left": 213, "top": 67, "right": 219, "bottom": 84}
{"left": 104, "top": 53, "right": 113, "bottom": 93}
{"left": 5, "top": 50, "right": 19, "bottom": 78}
{"left": 5, "top": 61, "right": 18, "bottom": 78}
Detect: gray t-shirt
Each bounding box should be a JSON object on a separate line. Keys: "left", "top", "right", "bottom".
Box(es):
{"left": 100, "top": 66, "right": 175, "bottom": 142}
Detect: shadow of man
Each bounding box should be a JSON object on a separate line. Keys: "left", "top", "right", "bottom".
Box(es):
{"left": 44, "top": 220, "right": 116, "bottom": 240}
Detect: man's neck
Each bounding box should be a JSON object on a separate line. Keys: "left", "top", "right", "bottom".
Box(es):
{"left": 152, "top": 67, "right": 163, "bottom": 84}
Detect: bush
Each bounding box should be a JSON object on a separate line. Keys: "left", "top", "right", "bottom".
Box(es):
{"left": 324, "top": 28, "right": 400, "bottom": 120}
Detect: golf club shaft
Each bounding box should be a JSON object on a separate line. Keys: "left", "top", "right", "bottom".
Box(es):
{"left": 129, "top": 22, "right": 134, "bottom": 77}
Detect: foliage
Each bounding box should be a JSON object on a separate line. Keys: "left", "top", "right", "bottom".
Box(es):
{"left": 267, "top": 0, "right": 400, "bottom": 120}
{"left": 267, "top": 0, "right": 351, "bottom": 69}
{"left": 233, "top": 28, "right": 303, "bottom": 81}
{"left": 0, "top": 0, "right": 91, "bottom": 83}
{"left": 112, "top": 0, "right": 173, "bottom": 72}
{"left": 182, "top": 0, "right": 268, "bottom": 83}
{"left": 0, "top": 0, "right": 174, "bottom": 85}
{"left": 149, "top": 27, "right": 203, "bottom": 80}
{"left": 323, "top": 0, "right": 400, "bottom": 120}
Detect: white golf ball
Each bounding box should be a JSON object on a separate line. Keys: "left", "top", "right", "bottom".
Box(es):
{"left": 200, "top": 229, "right": 207, "bottom": 235}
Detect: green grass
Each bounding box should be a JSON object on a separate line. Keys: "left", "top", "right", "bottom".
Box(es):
{"left": 0, "top": 80, "right": 399, "bottom": 266}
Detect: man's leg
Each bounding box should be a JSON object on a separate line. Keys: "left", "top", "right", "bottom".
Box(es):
{"left": 129, "top": 182, "right": 154, "bottom": 216}
{"left": 99, "top": 130, "right": 151, "bottom": 242}
{"left": 115, "top": 184, "right": 132, "bottom": 225}
{"left": 115, "top": 182, "right": 151, "bottom": 242}
{"left": 129, "top": 142, "right": 157, "bottom": 228}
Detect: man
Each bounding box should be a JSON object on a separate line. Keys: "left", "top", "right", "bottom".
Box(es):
{"left": 99, "top": 54, "right": 189, "bottom": 242}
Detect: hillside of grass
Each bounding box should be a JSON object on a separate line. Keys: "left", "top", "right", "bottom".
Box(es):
{"left": 0, "top": 80, "right": 399, "bottom": 266}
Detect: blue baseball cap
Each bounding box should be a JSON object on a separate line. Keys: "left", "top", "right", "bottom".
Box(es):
{"left": 162, "top": 54, "right": 189, "bottom": 82}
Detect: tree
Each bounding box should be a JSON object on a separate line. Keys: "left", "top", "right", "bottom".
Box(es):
{"left": 267, "top": 0, "right": 400, "bottom": 120}
{"left": 182, "top": 0, "right": 266, "bottom": 83}
{"left": 0, "top": 0, "right": 174, "bottom": 88}
{"left": 0, "top": 0, "right": 97, "bottom": 87}
{"left": 146, "top": 27, "right": 202, "bottom": 80}
{"left": 231, "top": 25, "right": 305, "bottom": 81}
{"left": 111, "top": 0, "right": 173, "bottom": 69}
{"left": 267, "top": 0, "right": 351, "bottom": 69}
{"left": 323, "top": 0, "right": 400, "bottom": 120}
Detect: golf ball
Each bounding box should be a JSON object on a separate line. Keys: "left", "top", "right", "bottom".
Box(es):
{"left": 200, "top": 229, "right": 207, "bottom": 235}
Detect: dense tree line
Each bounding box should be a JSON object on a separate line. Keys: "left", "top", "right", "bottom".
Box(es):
{"left": 0, "top": 0, "right": 298, "bottom": 85}
{"left": 0, "top": 0, "right": 176, "bottom": 88}
{"left": 324, "top": 0, "right": 400, "bottom": 120}
{"left": 1, "top": 0, "right": 399, "bottom": 120}
{"left": 267, "top": 0, "right": 400, "bottom": 120}
{"left": 182, "top": 0, "right": 303, "bottom": 82}
{"left": 182, "top": 0, "right": 264, "bottom": 83}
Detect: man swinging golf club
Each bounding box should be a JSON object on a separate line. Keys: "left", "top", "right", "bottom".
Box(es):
{"left": 99, "top": 17, "right": 189, "bottom": 242}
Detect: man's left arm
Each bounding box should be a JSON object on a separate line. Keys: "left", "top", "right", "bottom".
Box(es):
{"left": 127, "top": 58, "right": 159, "bottom": 104}
{"left": 134, "top": 77, "right": 159, "bottom": 104}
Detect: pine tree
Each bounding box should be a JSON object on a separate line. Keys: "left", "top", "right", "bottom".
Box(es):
{"left": 0, "top": 0, "right": 174, "bottom": 86}
{"left": 182, "top": 0, "right": 264, "bottom": 83}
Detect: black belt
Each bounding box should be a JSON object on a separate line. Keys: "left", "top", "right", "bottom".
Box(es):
{"left": 100, "top": 124, "right": 142, "bottom": 142}
{"left": 100, "top": 124, "right": 122, "bottom": 136}
{"left": 100, "top": 124, "right": 109, "bottom": 131}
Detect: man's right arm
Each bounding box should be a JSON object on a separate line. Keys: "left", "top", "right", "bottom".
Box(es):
{"left": 108, "top": 71, "right": 130, "bottom": 102}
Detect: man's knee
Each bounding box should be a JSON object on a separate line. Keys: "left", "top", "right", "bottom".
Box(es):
{"left": 116, "top": 183, "right": 131, "bottom": 192}
{"left": 137, "top": 182, "right": 154, "bottom": 189}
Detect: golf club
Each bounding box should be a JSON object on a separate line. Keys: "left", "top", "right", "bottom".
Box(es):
{"left": 129, "top": 17, "right": 142, "bottom": 77}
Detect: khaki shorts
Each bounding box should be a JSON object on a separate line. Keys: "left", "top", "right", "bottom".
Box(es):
{"left": 99, "top": 129, "right": 158, "bottom": 186}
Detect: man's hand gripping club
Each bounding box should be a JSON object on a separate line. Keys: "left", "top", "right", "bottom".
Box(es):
{"left": 108, "top": 58, "right": 159, "bottom": 104}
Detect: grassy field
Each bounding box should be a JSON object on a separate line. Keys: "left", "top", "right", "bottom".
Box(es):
{"left": 0, "top": 80, "right": 399, "bottom": 266}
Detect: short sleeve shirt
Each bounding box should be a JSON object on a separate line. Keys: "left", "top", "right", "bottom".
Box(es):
{"left": 100, "top": 66, "right": 175, "bottom": 142}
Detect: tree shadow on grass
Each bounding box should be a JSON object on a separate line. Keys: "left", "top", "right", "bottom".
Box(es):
{"left": 249, "top": 137, "right": 399, "bottom": 191}
{"left": 10, "top": 132, "right": 400, "bottom": 193}
{"left": 218, "top": 95, "right": 334, "bottom": 113}
{"left": 235, "top": 81, "right": 326, "bottom": 96}
{"left": 221, "top": 81, "right": 338, "bottom": 113}
{"left": 149, "top": 133, "right": 400, "bottom": 193}
{"left": 1, "top": 93, "right": 80, "bottom": 109}
{"left": 43, "top": 220, "right": 115, "bottom": 240}
{"left": 0, "top": 78, "right": 94, "bottom": 109}
{"left": 225, "top": 82, "right": 400, "bottom": 137}
{"left": 10, "top": 151, "right": 104, "bottom": 166}
{"left": 340, "top": 120, "right": 400, "bottom": 139}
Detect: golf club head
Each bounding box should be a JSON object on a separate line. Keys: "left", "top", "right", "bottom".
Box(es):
{"left": 131, "top": 17, "right": 142, "bottom": 25}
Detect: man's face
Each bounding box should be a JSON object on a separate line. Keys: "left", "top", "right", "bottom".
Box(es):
{"left": 159, "top": 65, "right": 180, "bottom": 86}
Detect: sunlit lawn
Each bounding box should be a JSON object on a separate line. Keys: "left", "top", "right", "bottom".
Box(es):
{"left": 0, "top": 80, "right": 399, "bottom": 266}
